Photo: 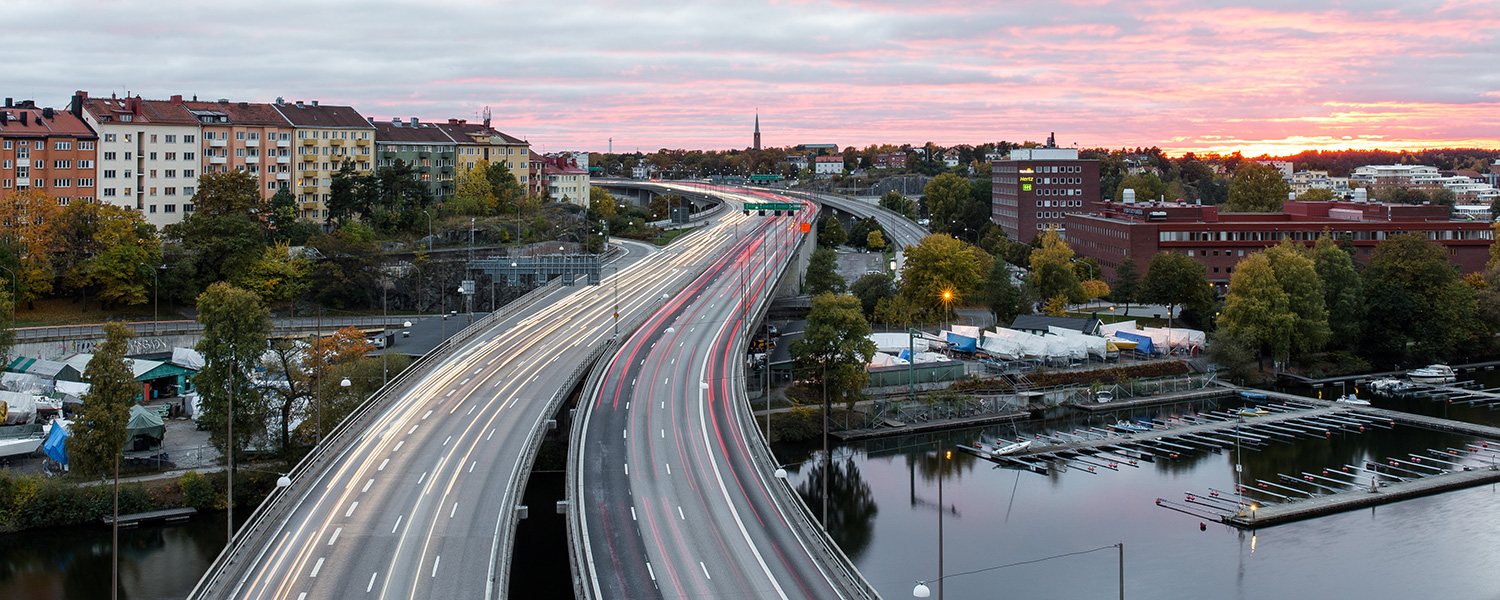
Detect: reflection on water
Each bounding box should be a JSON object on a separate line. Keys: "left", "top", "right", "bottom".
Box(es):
{"left": 781, "top": 387, "right": 1500, "bottom": 599}
{"left": 0, "top": 511, "right": 233, "bottom": 600}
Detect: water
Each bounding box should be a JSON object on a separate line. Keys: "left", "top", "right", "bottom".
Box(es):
{"left": 0, "top": 511, "right": 234, "bottom": 600}
{"left": 779, "top": 384, "right": 1500, "bottom": 599}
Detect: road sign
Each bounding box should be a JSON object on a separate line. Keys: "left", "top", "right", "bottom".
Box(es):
{"left": 460, "top": 280, "right": 476, "bottom": 295}
{"left": 743, "top": 202, "right": 800, "bottom": 211}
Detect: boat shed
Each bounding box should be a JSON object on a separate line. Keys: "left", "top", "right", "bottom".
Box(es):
{"left": 6, "top": 357, "right": 83, "bottom": 383}
{"left": 61, "top": 354, "right": 197, "bottom": 401}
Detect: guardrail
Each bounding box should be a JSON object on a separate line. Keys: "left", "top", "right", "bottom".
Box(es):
{"left": 187, "top": 277, "right": 565, "bottom": 600}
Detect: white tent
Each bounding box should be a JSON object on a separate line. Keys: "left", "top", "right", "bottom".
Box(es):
{"left": 1, "top": 372, "right": 49, "bottom": 394}
{"left": 1143, "top": 327, "right": 1207, "bottom": 350}
{"left": 171, "top": 347, "right": 206, "bottom": 371}
{"left": 55, "top": 380, "right": 90, "bottom": 402}
{"left": 1048, "top": 326, "right": 1108, "bottom": 359}
{"left": 951, "top": 325, "right": 982, "bottom": 340}
{"left": 869, "top": 333, "right": 928, "bottom": 354}
{"left": 1099, "top": 320, "right": 1138, "bottom": 336}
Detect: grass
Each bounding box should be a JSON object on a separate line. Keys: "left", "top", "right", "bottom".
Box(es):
{"left": 652, "top": 227, "right": 697, "bottom": 246}
{"left": 11, "top": 297, "right": 165, "bottom": 328}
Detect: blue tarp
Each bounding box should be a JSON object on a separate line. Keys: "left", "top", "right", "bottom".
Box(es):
{"left": 898, "top": 349, "right": 912, "bottom": 362}
{"left": 43, "top": 421, "right": 68, "bottom": 465}
{"left": 945, "top": 332, "right": 977, "bottom": 353}
{"left": 1114, "top": 331, "right": 1155, "bottom": 355}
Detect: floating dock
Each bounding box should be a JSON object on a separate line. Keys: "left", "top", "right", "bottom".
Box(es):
{"left": 833, "top": 410, "right": 1027, "bottom": 441}
{"left": 101, "top": 507, "right": 197, "bottom": 527}
{"left": 1223, "top": 465, "right": 1500, "bottom": 528}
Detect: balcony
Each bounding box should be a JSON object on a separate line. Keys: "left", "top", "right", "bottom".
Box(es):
{"left": 277, "top": 139, "right": 290, "bottom": 147}
{"left": 301, "top": 169, "right": 318, "bottom": 178}
{"left": 276, "top": 173, "right": 290, "bottom": 180}
{"left": 245, "top": 156, "right": 259, "bottom": 164}
{"left": 329, "top": 139, "right": 343, "bottom": 146}
{"left": 355, "top": 138, "right": 369, "bottom": 146}
{"left": 209, "top": 156, "right": 227, "bottom": 165}
{"left": 300, "top": 201, "right": 320, "bottom": 210}
{"left": 245, "top": 140, "right": 259, "bottom": 147}
{"left": 301, "top": 185, "right": 318, "bottom": 194}
{"left": 209, "top": 139, "right": 227, "bottom": 148}
{"left": 301, "top": 138, "right": 316, "bottom": 146}
{"left": 276, "top": 156, "right": 290, "bottom": 164}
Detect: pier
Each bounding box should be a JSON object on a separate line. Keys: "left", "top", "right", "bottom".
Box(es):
{"left": 101, "top": 507, "right": 198, "bottom": 527}
{"left": 1224, "top": 466, "right": 1500, "bottom": 528}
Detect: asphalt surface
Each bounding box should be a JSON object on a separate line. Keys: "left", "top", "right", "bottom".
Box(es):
{"left": 197, "top": 221, "right": 745, "bottom": 600}
{"left": 782, "top": 189, "right": 928, "bottom": 249}
{"left": 576, "top": 200, "right": 854, "bottom": 600}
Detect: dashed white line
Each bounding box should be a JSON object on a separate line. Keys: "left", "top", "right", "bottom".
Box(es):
{"left": 678, "top": 506, "right": 685, "bottom": 520}
{"left": 468, "top": 405, "right": 477, "bottom": 415}
{"left": 460, "top": 378, "right": 470, "bottom": 385}
{"left": 446, "top": 389, "right": 456, "bottom": 397}
{"left": 367, "top": 572, "right": 378, "bottom": 592}
{"left": 487, "top": 429, "right": 496, "bottom": 440}
{"left": 625, "top": 402, "right": 630, "bottom": 410}
{"left": 469, "top": 461, "right": 476, "bottom": 472}
{"left": 700, "top": 562, "right": 711, "bottom": 579}
{"left": 473, "top": 368, "right": 482, "bottom": 375}
{"left": 378, "top": 458, "right": 389, "bottom": 471}
{"left": 443, "top": 435, "right": 452, "bottom": 446}
{"left": 423, "top": 410, "right": 434, "bottom": 420}
{"left": 431, "top": 555, "right": 441, "bottom": 577}
{"left": 408, "top": 425, "right": 418, "bottom": 434}
{"left": 661, "top": 401, "right": 665, "bottom": 409}
{"left": 631, "top": 506, "right": 637, "bottom": 521}
{"left": 328, "top": 527, "right": 342, "bottom": 545}
{"left": 624, "top": 463, "right": 629, "bottom": 475}
{"left": 344, "top": 502, "right": 358, "bottom": 517}
{"left": 419, "top": 471, "right": 428, "bottom": 484}
{"left": 647, "top": 562, "right": 656, "bottom": 581}
{"left": 311, "top": 557, "right": 325, "bottom": 577}
{"left": 632, "top": 378, "right": 637, "bottom": 386}
{"left": 362, "top": 479, "right": 373, "bottom": 493}
{"left": 622, "top": 429, "right": 627, "bottom": 439}
{"left": 661, "top": 429, "right": 665, "bottom": 438}
{"left": 451, "top": 502, "right": 458, "bottom": 517}
{"left": 665, "top": 463, "right": 672, "bottom": 475}
{"left": 663, "top": 378, "right": 668, "bottom": 385}
{"left": 394, "top": 440, "right": 405, "bottom": 452}
{"left": 298, "top": 593, "right": 307, "bottom": 600}
{"left": 391, "top": 515, "right": 403, "bottom": 533}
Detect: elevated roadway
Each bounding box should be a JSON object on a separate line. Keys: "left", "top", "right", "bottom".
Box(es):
{"left": 570, "top": 195, "right": 879, "bottom": 599}
{"left": 190, "top": 190, "right": 748, "bottom": 600}
{"left": 778, "top": 189, "right": 928, "bottom": 249}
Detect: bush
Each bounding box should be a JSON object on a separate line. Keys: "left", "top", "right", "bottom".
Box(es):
{"left": 181, "top": 471, "right": 216, "bottom": 511}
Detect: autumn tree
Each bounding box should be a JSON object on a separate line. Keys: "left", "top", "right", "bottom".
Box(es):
{"left": 1224, "top": 162, "right": 1291, "bottom": 213}
{"left": 0, "top": 188, "right": 62, "bottom": 307}
{"left": 589, "top": 187, "right": 617, "bottom": 222}
{"left": 1218, "top": 253, "right": 1293, "bottom": 360}
{"left": 899, "top": 234, "right": 991, "bottom": 311}
{"left": 68, "top": 322, "right": 136, "bottom": 478}
{"left": 923, "top": 173, "right": 972, "bottom": 237}
{"left": 167, "top": 171, "right": 270, "bottom": 299}
{"left": 790, "top": 293, "right": 877, "bottom": 410}
{"left": 1027, "top": 228, "right": 1086, "bottom": 304}
{"left": 1263, "top": 239, "right": 1329, "bottom": 355}
{"left": 880, "top": 191, "right": 918, "bottom": 220}
{"left": 1296, "top": 188, "right": 1337, "bottom": 203}
{"left": 866, "top": 230, "right": 886, "bottom": 252}
{"left": 233, "top": 242, "right": 311, "bottom": 308}
{"left": 849, "top": 272, "right": 895, "bottom": 318}
{"left": 56, "top": 202, "right": 161, "bottom": 310}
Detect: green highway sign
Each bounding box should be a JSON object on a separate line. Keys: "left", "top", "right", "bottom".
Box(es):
{"left": 744, "top": 202, "right": 801, "bottom": 211}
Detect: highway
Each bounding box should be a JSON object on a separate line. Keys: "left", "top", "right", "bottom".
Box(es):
{"left": 572, "top": 197, "right": 876, "bottom": 599}
{"left": 779, "top": 188, "right": 928, "bottom": 249}
{"left": 190, "top": 188, "right": 755, "bottom": 600}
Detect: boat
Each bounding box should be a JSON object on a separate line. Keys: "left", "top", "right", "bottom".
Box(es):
{"left": 1408, "top": 364, "right": 1456, "bottom": 384}
{"left": 1111, "top": 421, "right": 1152, "bottom": 433}
{"left": 1233, "top": 407, "right": 1269, "bottom": 417}
{"left": 0, "top": 432, "right": 44, "bottom": 458}
{"left": 1238, "top": 390, "right": 1267, "bottom": 400}
{"left": 990, "top": 440, "right": 1032, "bottom": 458}
{"left": 1369, "top": 378, "right": 1414, "bottom": 395}
{"left": 1335, "top": 394, "right": 1370, "bottom": 406}
{"left": 1094, "top": 390, "right": 1113, "bottom": 403}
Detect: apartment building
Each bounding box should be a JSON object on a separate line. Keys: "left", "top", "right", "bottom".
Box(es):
{"left": 0, "top": 98, "right": 98, "bottom": 206}
{"left": 990, "top": 146, "right": 1100, "bottom": 240}
{"left": 538, "top": 153, "right": 589, "bottom": 205}
{"left": 183, "top": 99, "right": 295, "bottom": 201}
{"left": 372, "top": 117, "right": 458, "bottom": 200}
{"left": 436, "top": 118, "right": 529, "bottom": 191}
{"left": 75, "top": 91, "right": 202, "bottom": 228}
{"left": 270, "top": 99, "right": 374, "bottom": 222}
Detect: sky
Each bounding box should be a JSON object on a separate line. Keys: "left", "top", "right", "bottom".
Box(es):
{"left": 6, "top": 0, "right": 1499, "bottom": 156}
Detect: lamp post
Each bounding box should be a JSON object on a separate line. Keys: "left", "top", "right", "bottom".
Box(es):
{"left": 941, "top": 290, "right": 953, "bottom": 332}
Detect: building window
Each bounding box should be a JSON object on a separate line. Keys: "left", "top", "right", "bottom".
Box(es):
{"left": 149, "top": 205, "right": 156, "bottom": 213}
{"left": 103, "top": 134, "right": 115, "bottom": 143}
{"left": 103, "top": 187, "right": 115, "bottom": 197}
{"left": 79, "top": 160, "right": 94, "bottom": 169}
{"left": 54, "top": 141, "right": 72, "bottom": 151}
{"left": 184, "top": 169, "right": 195, "bottom": 178}
{"left": 150, "top": 134, "right": 157, "bottom": 143}
{"left": 183, "top": 187, "right": 194, "bottom": 196}
{"left": 164, "top": 187, "right": 176, "bottom": 196}
{"left": 79, "top": 178, "right": 94, "bottom": 187}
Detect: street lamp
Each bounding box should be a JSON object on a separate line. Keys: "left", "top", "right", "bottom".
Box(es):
{"left": 940, "top": 289, "right": 953, "bottom": 332}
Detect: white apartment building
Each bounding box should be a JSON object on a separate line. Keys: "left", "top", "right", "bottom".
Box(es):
{"left": 75, "top": 92, "right": 205, "bottom": 228}
{"left": 814, "top": 155, "right": 844, "bottom": 177}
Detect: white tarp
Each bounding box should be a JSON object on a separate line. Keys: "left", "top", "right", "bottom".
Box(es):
{"left": 913, "top": 351, "right": 950, "bottom": 364}
{"left": 869, "top": 333, "right": 928, "bottom": 354}
{"left": 951, "top": 325, "right": 982, "bottom": 340}
{"left": 1142, "top": 327, "right": 1206, "bottom": 350}
{"left": 979, "top": 331, "right": 1025, "bottom": 360}
{"left": 1048, "top": 326, "right": 1109, "bottom": 359}
{"left": 55, "top": 380, "right": 90, "bottom": 401}
{"left": 868, "top": 352, "right": 909, "bottom": 367}
{"left": 1, "top": 372, "right": 49, "bottom": 394}
{"left": 984, "top": 328, "right": 1052, "bottom": 359}
{"left": 171, "top": 347, "right": 205, "bottom": 371}
{"left": 1099, "top": 320, "right": 1138, "bottom": 336}
{"left": 0, "top": 390, "right": 37, "bottom": 424}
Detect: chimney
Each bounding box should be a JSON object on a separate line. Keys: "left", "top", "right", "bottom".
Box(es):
{"left": 74, "top": 90, "right": 87, "bottom": 101}
{"left": 170, "top": 94, "right": 183, "bottom": 105}
{"left": 458, "top": 119, "right": 466, "bottom": 126}
{"left": 367, "top": 117, "right": 375, "bottom": 124}
{"left": 409, "top": 117, "right": 418, "bottom": 127}
{"left": 19, "top": 111, "right": 27, "bottom": 126}
{"left": 3, "top": 98, "right": 10, "bottom": 108}
{"left": 0, "top": 113, "right": 7, "bottom": 125}
{"left": 392, "top": 117, "right": 401, "bottom": 126}
{"left": 275, "top": 96, "right": 284, "bottom": 105}
{"left": 311, "top": 100, "right": 319, "bottom": 107}
{"left": 42, "top": 107, "right": 53, "bottom": 120}
{"left": 295, "top": 101, "right": 304, "bottom": 108}
{"left": 239, "top": 102, "right": 248, "bottom": 108}
{"left": 449, "top": 118, "right": 459, "bottom": 125}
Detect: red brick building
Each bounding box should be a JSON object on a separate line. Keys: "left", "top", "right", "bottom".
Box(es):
{"left": 1065, "top": 198, "right": 1494, "bottom": 290}
{"left": 991, "top": 147, "right": 1100, "bottom": 241}
{"left": 0, "top": 99, "right": 98, "bottom": 206}
{"left": 873, "top": 151, "right": 906, "bottom": 169}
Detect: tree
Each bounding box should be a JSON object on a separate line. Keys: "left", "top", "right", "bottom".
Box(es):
{"left": 1218, "top": 252, "right": 1293, "bottom": 360}
{"left": 1296, "top": 188, "right": 1337, "bottom": 203}
{"left": 790, "top": 294, "right": 877, "bottom": 410}
{"left": 1114, "top": 173, "right": 1168, "bottom": 203}
{"left": 194, "top": 283, "right": 271, "bottom": 465}
{"left": 866, "top": 230, "right": 886, "bottom": 252}
{"left": 899, "top": 234, "right": 991, "bottom": 310}
{"left": 485, "top": 161, "right": 525, "bottom": 212}
{"left": 1264, "top": 239, "right": 1329, "bottom": 355}
{"left": 1225, "top": 163, "right": 1291, "bottom": 212}
{"left": 1081, "top": 279, "right": 1110, "bottom": 300}
{"left": 0, "top": 287, "right": 13, "bottom": 364}
{"left": 1110, "top": 257, "right": 1142, "bottom": 312}
{"left": 307, "top": 227, "right": 381, "bottom": 310}
{"left": 873, "top": 295, "right": 925, "bottom": 327}
{"left": 818, "top": 216, "right": 847, "bottom": 248}
{"left": 1207, "top": 328, "right": 1261, "bottom": 384}
{"left": 233, "top": 242, "right": 311, "bottom": 308}
{"left": 259, "top": 326, "right": 376, "bottom": 455}
{"left": 1431, "top": 187, "right": 1457, "bottom": 209}
{"left": 846, "top": 217, "right": 883, "bottom": 250}
{"left": 191, "top": 169, "right": 264, "bottom": 216}
{"left": 1313, "top": 236, "right": 1363, "bottom": 350}
{"left": 68, "top": 322, "right": 135, "bottom": 478}
{"left": 649, "top": 194, "right": 669, "bottom": 220}
{"left": 451, "top": 162, "right": 499, "bottom": 216}
{"left": 981, "top": 258, "right": 1020, "bottom": 325}
{"left": 1142, "top": 251, "right": 1213, "bottom": 327}
{"left": 849, "top": 272, "right": 895, "bottom": 318}
{"left": 880, "top": 191, "right": 917, "bottom": 220}
{"left": 267, "top": 188, "right": 299, "bottom": 233}
{"left": 805, "top": 247, "right": 846, "bottom": 296}
{"left": 56, "top": 202, "right": 160, "bottom": 310}
{"left": 589, "top": 187, "right": 617, "bottom": 222}
{"left": 1361, "top": 233, "right": 1481, "bottom": 364}
{"left": 923, "top": 173, "right": 971, "bottom": 237}
{"left": 1027, "top": 229, "right": 1086, "bottom": 304}
{"left": 0, "top": 188, "right": 62, "bottom": 307}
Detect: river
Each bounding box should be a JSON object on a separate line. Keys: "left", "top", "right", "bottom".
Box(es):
{"left": 776, "top": 376, "right": 1500, "bottom": 599}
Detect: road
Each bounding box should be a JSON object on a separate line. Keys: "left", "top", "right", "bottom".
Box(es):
{"left": 573, "top": 197, "right": 873, "bottom": 599}
{"left": 191, "top": 196, "right": 751, "bottom": 600}
{"left": 780, "top": 188, "right": 928, "bottom": 249}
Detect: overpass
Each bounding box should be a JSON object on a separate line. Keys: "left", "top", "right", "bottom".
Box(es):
{"left": 778, "top": 188, "right": 929, "bottom": 249}
{"left": 568, "top": 191, "right": 879, "bottom": 599}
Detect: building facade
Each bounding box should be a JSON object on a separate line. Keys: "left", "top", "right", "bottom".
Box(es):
{"left": 183, "top": 99, "right": 295, "bottom": 202}
{"left": 0, "top": 99, "right": 98, "bottom": 207}
{"left": 373, "top": 118, "right": 458, "bottom": 200}
{"left": 76, "top": 92, "right": 203, "bottom": 228}
{"left": 540, "top": 153, "right": 589, "bottom": 204}
{"left": 814, "top": 155, "right": 843, "bottom": 177}
{"left": 990, "top": 147, "right": 1100, "bottom": 241}
{"left": 271, "top": 99, "right": 374, "bottom": 222}
{"left": 1065, "top": 198, "right": 1494, "bottom": 289}
{"left": 873, "top": 152, "right": 906, "bottom": 169}
{"left": 438, "top": 119, "right": 529, "bottom": 193}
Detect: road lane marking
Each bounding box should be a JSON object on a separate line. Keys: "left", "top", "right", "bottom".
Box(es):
{"left": 392, "top": 515, "right": 403, "bottom": 533}
{"left": 625, "top": 402, "right": 630, "bottom": 410}
{"left": 468, "top": 405, "right": 477, "bottom": 415}
{"left": 298, "top": 594, "right": 306, "bottom": 600}
{"left": 451, "top": 502, "right": 458, "bottom": 517}
{"left": 661, "top": 429, "right": 665, "bottom": 438}
{"left": 446, "top": 390, "right": 455, "bottom": 397}
{"left": 661, "top": 401, "right": 665, "bottom": 409}
{"left": 623, "top": 429, "right": 627, "bottom": 439}
{"left": 367, "top": 572, "right": 378, "bottom": 592}
{"left": 345, "top": 502, "right": 358, "bottom": 517}
{"left": 443, "top": 435, "right": 452, "bottom": 445}
{"left": 678, "top": 506, "right": 685, "bottom": 520}
{"left": 379, "top": 458, "right": 389, "bottom": 471}
{"left": 419, "top": 471, "right": 427, "bottom": 484}
{"left": 328, "top": 527, "right": 342, "bottom": 545}
{"left": 408, "top": 425, "right": 418, "bottom": 434}
{"left": 432, "top": 555, "right": 441, "bottom": 577}
{"left": 663, "top": 378, "right": 668, "bottom": 385}
{"left": 631, "top": 506, "right": 637, "bottom": 521}
{"left": 460, "top": 378, "right": 470, "bottom": 385}
{"left": 487, "top": 428, "right": 496, "bottom": 440}
{"left": 394, "top": 440, "right": 405, "bottom": 451}
{"left": 473, "top": 368, "right": 482, "bottom": 375}
{"left": 469, "top": 461, "right": 476, "bottom": 473}
{"left": 450, "top": 402, "right": 462, "bottom": 414}
{"left": 310, "top": 557, "right": 325, "bottom": 577}
{"left": 362, "top": 479, "right": 373, "bottom": 493}
{"left": 647, "top": 562, "right": 656, "bottom": 581}
{"left": 624, "top": 463, "right": 629, "bottom": 475}
{"left": 632, "top": 378, "right": 637, "bottom": 386}
{"left": 665, "top": 463, "right": 671, "bottom": 475}
{"left": 700, "top": 562, "right": 711, "bottom": 579}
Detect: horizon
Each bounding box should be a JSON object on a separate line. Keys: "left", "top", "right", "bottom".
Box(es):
{"left": 6, "top": 1, "right": 1497, "bottom": 156}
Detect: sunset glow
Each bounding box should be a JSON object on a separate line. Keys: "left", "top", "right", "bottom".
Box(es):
{"left": 4, "top": 0, "right": 1497, "bottom": 155}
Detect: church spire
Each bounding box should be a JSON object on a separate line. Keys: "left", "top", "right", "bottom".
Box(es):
{"left": 753, "top": 110, "right": 761, "bottom": 151}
